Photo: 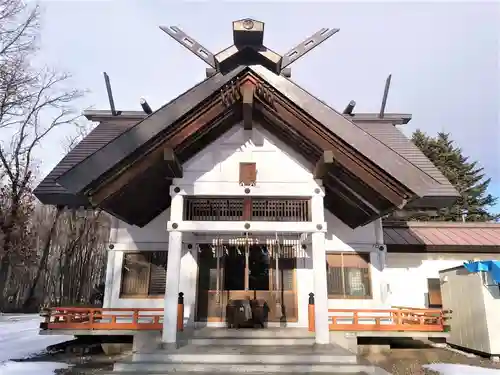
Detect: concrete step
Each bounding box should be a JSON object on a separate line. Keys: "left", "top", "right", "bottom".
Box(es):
{"left": 190, "top": 328, "right": 313, "bottom": 339}
{"left": 130, "top": 352, "right": 357, "bottom": 365}
{"left": 188, "top": 337, "right": 315, "bottom": 346}
{"left": 115, "top": 344, "right": 360, "bottom": 373}
{"left": 111, "top": 363, "right": 385, "bottom": 373}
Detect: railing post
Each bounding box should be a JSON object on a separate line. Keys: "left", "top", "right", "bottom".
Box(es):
{"left": 89, "top": 309, "right": 94, "bottom": 327}
{"left": 308, "top": 292, "right": 315, "bottom": 332}
{"left": 177, "top": 292, "right": 184, "bottom": 332}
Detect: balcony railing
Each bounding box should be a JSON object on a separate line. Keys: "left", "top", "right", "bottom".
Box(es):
{"left": 307, "top": 303, "right": 449, "bottom": 332}
{"left": 183, "top": 197, "right": 311, "bottom": 222}
{"left": 327, "top": 308, "right": 448, "bottom": 332}
{"left": 40, "top": 294, "right": 185, "bottom": 332}
{"left": 40, "top": 307, "right": 165, "bottom": 331}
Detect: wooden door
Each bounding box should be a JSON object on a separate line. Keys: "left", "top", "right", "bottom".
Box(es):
{"left": 195, "top": 242, "right": 298, "bottom": 323}
{"left": 196, "top": 244, "right": 224, "bottom": 322}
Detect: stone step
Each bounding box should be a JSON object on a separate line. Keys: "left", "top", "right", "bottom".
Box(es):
{"left": 152, "top": 344, "right": 353, "bottom": 355}
{"left": 188, "top": 337, "right": 315, "bottom": 346}
{"left": 117, "top": 344, "right": 359, "bottom": 373}
{"left": 130, "top": 352, "right": 357, "bottom": 365}
{"left": 189, "top": 328, "right": 313, "bottom": 339}
{"left": 111, "top": 363, "right": 384, "bottom": 374}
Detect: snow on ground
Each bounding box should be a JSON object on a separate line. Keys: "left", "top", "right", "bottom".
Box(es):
{"left": 424, "top": 363, "right": 500, "bottom": 375}
{"left": 0, "top": 314, "right": 73, "bottom": 375}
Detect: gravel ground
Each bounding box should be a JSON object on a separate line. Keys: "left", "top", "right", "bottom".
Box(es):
{"left": 13, "top": 338, "right": 500, "bottom": 375}
{"left": 13, "top": 344, "right": 129, "bottom": 375}
{"left": 361, "top": 342, "right": 500, "bottom": 375}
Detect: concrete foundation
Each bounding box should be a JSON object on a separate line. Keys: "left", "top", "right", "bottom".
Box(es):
{"left": 132, "top": 331, "right": 161, "bottom": 353}
{"left": 101, "top": 343, "right": 132, "bottom": 355}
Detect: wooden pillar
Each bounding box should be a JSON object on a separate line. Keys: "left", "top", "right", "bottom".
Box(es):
{"left": 177, "top": 292, "right": 184, "bottom": 332}
{"left": 308, "top": 292, "right": 315, "bottom": 332}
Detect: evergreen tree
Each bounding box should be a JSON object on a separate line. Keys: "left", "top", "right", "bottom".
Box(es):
{"left": 406, "top": 130, "right": 499, "bottom": 222}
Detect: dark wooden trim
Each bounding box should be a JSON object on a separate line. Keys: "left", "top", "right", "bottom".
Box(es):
{"left": 88, "top": 101, "right": 228, "bottom": 204}
{"left": 83, "top": 110, "right": 412, "bottom": 125}
{"left": 89, "top": 148, "right": 182, "bottom": 205}
{"left": 386, "top": 244, "right": 500, "bottom": 253}
{"left": 57, "top": 67, "right": 246, "bottom": 194}
{"left": 241, "top": 82, "right": 255, "bottom": 130}
{"left": 255, "top": 99, "right": 409, "bottom": 209}
{"left": 249, "top": 65, "right": 434, "bottom": 198}
{"left": 242, "top": 197, "right": 252, "bottom": 220}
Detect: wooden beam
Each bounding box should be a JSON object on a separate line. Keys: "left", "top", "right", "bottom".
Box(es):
{"left": 254, "top": 99, "right": 411, "bottom": 208}
{"left": 88, "top": 101, "right": 227, "bottom": 205}
{"left": 313, "top": 150, "right": 334, "bottom": 179}
{"left": 241, "top": 83, "right": 255, "bottom": 130}
{"left": 89, "top": 148, "right": 182, "bottom": 205}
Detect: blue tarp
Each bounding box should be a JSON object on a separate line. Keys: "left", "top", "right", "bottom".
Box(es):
{"left": 463, "top": 260, "right": 500, "bottom": 284}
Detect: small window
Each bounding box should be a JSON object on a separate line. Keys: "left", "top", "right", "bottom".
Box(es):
{"left": 326, "top": 252, "right": 372, "bottom": 299}
{"left": 239, "top": 162, "right": 257, "bottom": 186}
{"left": 120, "top": 251, "right": 168, "bottom": 298}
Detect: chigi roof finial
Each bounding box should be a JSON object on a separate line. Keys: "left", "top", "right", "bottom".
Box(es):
{"left": 159, "top": 19, "right": 339, "bottom": 78}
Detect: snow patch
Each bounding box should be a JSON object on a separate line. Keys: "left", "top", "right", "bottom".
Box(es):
{"left": 0, "top": 361, "right": 69, "bottom": 375}
{"left": 0, "top": 314, "right": 74, "bottom": 374}
{"left": 424, "top": 363, "right": 500, "bottom": 375}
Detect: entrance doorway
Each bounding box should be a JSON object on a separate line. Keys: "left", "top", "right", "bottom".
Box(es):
{"left": 196, "top": 242, "right": 298, "bottom": 324}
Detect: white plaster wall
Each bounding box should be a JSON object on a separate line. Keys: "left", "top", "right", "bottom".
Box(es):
{"left": 103, "top": 123, "right": 383, "bottom": 327}
{"left": 177, "top": 123, "right": 319, "bottom": 190}
{"left": 114, "top": 208, "right": 170, "bottom": 248}
{"left": 385, "top": 253, "right": 500, "bottom": 308}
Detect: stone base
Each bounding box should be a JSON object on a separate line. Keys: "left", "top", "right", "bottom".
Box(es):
{"left": 160, "top": 342, "right": 179, "bottom": 351}
{"left": 101, "top": 343, "right": 132, "bottom": 355}
{"left": 132, "top": 331, "right": 161, "bottom": 353}
{"left": 358, "top": 344, "right": 391, "bottom": 355}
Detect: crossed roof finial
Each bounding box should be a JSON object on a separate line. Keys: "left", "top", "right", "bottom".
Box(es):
{"left": 159, "top": 19, "right": 339, "bottom": 77}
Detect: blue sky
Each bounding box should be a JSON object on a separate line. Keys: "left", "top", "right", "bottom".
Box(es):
{"left": 34, "top": 1, "right": 499, "bottom": 211}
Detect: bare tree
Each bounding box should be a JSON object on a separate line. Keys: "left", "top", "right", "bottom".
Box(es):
{"left": 0, "top": 0, "right": 83, "bottom": 305}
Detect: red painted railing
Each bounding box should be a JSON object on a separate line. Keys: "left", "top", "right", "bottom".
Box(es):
{"left": 308, "top": 305, "right": 449, "bottom": 332}
{"left": 40, "top": 294, "right": 185, "bottom": 331}
{"left": 40, "top": 307, "right": 165, "bottom": 330}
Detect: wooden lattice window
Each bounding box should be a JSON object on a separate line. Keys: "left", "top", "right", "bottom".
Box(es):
{"left": 251, "top": 198, "right": 310, "bottom": 222}
{"left": 183, "top": 198, "right": 244, "bottom": 221}
{"left": 120, "top": 251, "right": 168, "bottom": 298}
{"left": 183, "top": 197, "right": 310, "bottom": 222}
{"left": 239, "top": 162, "right": 256, "bottom": 186}
{"left": 326, "top": 252, "right": 372, "bottom": 299}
